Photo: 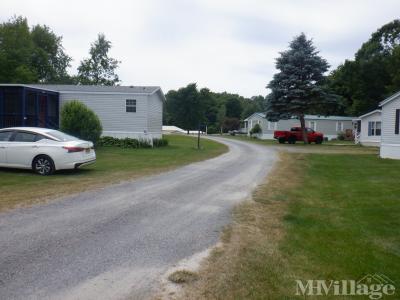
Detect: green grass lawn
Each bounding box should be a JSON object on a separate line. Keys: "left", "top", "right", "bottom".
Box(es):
{"left": 183, "top": 153, "right": 400, "bottom": 299}
{"left": 0, "top": 135, "right": 227, "bottom": 212}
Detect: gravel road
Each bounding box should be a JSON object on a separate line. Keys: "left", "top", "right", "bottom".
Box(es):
{"left": 0, "top": 137, "right": 277, "bottom": 300}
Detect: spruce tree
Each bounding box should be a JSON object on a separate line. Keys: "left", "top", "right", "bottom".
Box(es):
{"left": 266, "top": 33, "right": 338, "bottom": 143}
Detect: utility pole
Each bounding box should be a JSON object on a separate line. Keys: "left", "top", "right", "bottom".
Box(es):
{"left": 197, "top": 124, "right": 201, "bottom": 149}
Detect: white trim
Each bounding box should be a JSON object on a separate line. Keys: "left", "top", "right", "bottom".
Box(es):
{"left": 358, "top": 109, "right": 381, "bottom": 119}
{"left": 379, "top": 90, "right": 400, "bottom": 107}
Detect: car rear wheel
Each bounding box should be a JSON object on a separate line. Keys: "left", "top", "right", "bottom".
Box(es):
{"left": 288, "top": 136, "right": 296, "bottom": 144}
{"left": 278, "top": 137, "right": 286, "bottom": 144}
{"left": 33, "top": 155, "right": 55, "bottom": 176}
{"left": 315, "top": 137, "right": 323, "bottom": 144}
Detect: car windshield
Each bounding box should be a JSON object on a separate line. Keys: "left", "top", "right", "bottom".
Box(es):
{"left": 45, "top": 130, "right": 79, "bottom": 142}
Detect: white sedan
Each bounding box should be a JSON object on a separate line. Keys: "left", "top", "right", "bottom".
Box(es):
{"left": 0, "top": 127, "right": 96, "bottom": 175}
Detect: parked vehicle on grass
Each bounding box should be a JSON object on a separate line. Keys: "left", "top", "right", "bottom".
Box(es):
{"left": 274, "top": 127, "right": 324, "bottom": 144}
{"left": 0, "top": 127, "right": 96, "bottom": 175}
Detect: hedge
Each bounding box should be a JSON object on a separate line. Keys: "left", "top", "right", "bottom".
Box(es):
{"left": 97, "top": 136, "right": 169, "bottom": 148}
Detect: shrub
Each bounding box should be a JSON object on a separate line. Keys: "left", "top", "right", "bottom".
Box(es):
{"left": 337, "top": 131, "right": 346, "bottom": 140}
{"left": 250, "top": 123, "right": 262, "bottom": 135}
{"left": 207, "top": 125, "right": 219, "bottom": 134}
{"left": 60, "top": 100, "right": 102, "bottom": 144}
{"left": 97, "top": 136, "right": 169, "bottom": 148}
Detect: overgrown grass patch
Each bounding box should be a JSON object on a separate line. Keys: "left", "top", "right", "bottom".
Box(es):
{"left": 182, "top": 153, "right": 400, "bottom": 299}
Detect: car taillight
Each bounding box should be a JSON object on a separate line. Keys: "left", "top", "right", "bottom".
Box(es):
{"left": 63, "top": 146, "right": 85, "bottom": 153}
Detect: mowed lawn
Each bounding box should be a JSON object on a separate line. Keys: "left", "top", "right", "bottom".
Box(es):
{"left": 183, "top": 152, "right": 400, "bottom": 299}
{"left": 0, "top": 135, "right": 227, "bottom": 212}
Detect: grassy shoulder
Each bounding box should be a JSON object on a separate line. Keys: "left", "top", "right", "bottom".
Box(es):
{"left": 181, "top": 152, "right": 400, "bottom": 299}
{"left": 0, "top": 135, "right": 227, "bottom": 212}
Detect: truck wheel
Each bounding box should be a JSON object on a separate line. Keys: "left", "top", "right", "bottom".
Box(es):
{"left": 288, "top": 136, "right": 296, "bottom": 144}
{"left": 315, "top": 137, "right": 323, "bottom": 144}
{"left": 278, "top": 137, "right": 285, "bottom": 144}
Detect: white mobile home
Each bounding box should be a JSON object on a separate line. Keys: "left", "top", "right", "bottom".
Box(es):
{"left": 379, "top": 91, "right": 400, "bottom": 159}
{"left": 244, "top": 113, "right": 354, "bottom": 140}
{"left": 0, "top": 84, "right": 165, "bottom": 139}
{"left": 354, "top": 110, "right": 381, "bottom": 147}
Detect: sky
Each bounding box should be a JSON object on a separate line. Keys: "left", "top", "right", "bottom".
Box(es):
{"left": 2, "top": 0, "right": 400, "bottom": 97}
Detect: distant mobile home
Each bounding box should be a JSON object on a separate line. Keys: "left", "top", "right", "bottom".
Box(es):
{"left": 379, "top": 91, "right": 400, "bottom": 159}
{"left": 244, "top": 112, "right": 354, "bottom": 140}
{"left": 353, "top": 110, "right": 381, "bottom": 147}
{"left": 0, "top": 84, "right": 165, "bottom": 139}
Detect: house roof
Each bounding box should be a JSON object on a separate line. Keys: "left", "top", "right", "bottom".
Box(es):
{"left": 0, "top": 84, "right": 162, "bottom": 95}
{"left": 244, "top": 112, "right": 266, "bottom": 121}
{"left": 358, "top": 109, "right": 381, "bottom": 119}
{"left": 244, "top": 112, "right": 354, "bottom": 121}
{"left": 379, "top": 90, "right": 400, "bottom": 107}
{"left": 304, "top": 115, "right": 354, "bottom": 121}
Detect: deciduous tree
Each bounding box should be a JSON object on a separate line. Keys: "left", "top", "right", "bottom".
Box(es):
{"left": 77, "top": 33, "right": 120, "bottom": 86}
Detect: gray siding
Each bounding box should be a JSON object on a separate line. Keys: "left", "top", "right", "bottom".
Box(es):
{"left": 307, "top": 119, "right": 353, "bottom": 136}
{"left": 381, "top": 96, "right": 400, "bottom": 145}
{"left": 245, "top": 115, "right": 352, "bottom": 139}
{"left": 59, "top": 92, "right": 151, "bottom": 138}
{"left": 147, "top": 91, "right": 163, "bottom": 137}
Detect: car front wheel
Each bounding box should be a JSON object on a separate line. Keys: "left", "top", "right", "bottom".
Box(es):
{"left": 315, "top": 137, "right": 323, "bottom": 144}
{"left": 278, "top": 137, "right": 286, "bottom": 144}
{"left": 33, "top": 155, "right": 55, "bottom": 176}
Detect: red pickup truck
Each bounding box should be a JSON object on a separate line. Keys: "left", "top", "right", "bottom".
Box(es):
{"left": 274, "top": 127, "right": 324, "bottom": 144}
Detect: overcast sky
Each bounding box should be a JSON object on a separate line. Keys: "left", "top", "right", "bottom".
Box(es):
{"left": 2, "top": 0, "right": 400, "bottom": 97}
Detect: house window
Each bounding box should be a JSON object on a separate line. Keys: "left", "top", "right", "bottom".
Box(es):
{"left": 395, "top": 109, "right": 400, "bottom": 134}
{"left": 368, "top": 121, "right": 381, "bottom": 136}
{"left": 267, "top": 122, "right": 277, "bottom": 130}
{"left": 309, "top": 121, "right": 316, "bottom": 131}
{"left": 336, "top": 121, "right": 343, "bottom": 132}
{"left": 126, "top": 99, "right": 136, "bottom": 113}
{"left": 376, "top": 121, "right": 381, "bottom": 136}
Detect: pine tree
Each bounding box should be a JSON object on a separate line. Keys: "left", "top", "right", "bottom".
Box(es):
{"left": 266, "top": 33, "right": 338, "bottom": 143}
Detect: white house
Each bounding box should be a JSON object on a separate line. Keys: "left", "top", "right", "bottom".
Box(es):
{"left": 0, "top": 84, "right": 165, "bottom": 139}
{"left": 379, "top": 91, "right": 400, "bottom": 159}
{"left": 244, "top": 113, "right": 354, "bottom": 140}
{"left": 353, "top": 110, "right": 381, "bottom": 147}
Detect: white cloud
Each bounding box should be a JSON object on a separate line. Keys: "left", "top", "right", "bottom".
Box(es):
{"left": 1, "top": 0, "right": 400, "bottom": 97}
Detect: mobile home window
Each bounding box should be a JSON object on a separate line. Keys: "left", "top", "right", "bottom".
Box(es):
{"left": 375, "top": 121, "right": 381, "bottom": 136}
{"left": 336, "top": 121, "right": 343, "bottom": 132}
{"left": 126, "top": 99, "right": 136, "bottom": 113}
{"left": 268, "top": 122, "right": 277, "bottom": 130}
{"left": 368, "top": 121, "right": 381, "bottom": 136}
{"left": 309, "top": 121, "right": 316, "bottom": 131}
{"left": 396, "top": 109, "right": 400, "bottom": 134}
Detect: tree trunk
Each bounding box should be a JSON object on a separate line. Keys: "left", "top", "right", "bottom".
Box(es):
{"left": 299, "top": 115, "right": 308, "bottom": 144}
{"left": 187, "top": 129, "right": 190, "bottom": 135}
